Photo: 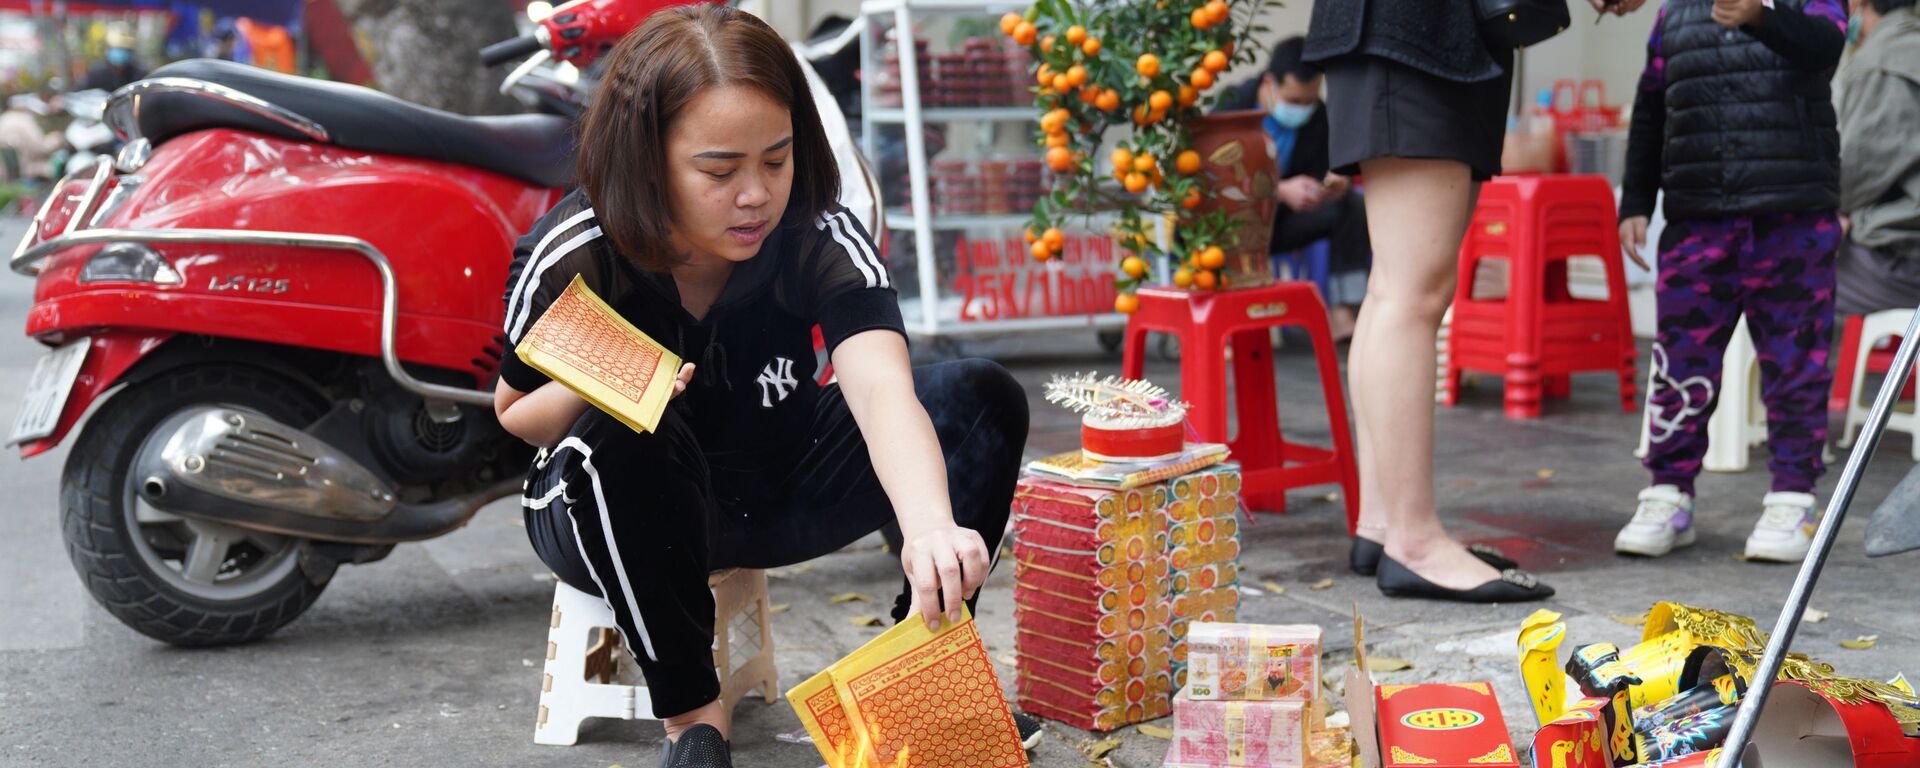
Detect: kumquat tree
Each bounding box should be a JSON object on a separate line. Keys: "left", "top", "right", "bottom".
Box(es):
{"left": 1001, "top": 0, "right": 1281, "bottom": 314}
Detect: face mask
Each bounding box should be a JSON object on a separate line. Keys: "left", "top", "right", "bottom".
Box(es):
{"left": 1847, "top": 15, "right": 1861, "bottom": 45}
{"left": 1270, "top": 101, "right": 1314, "bottom": 129}
{"left": 107, "top": 48, "right": 132, "bottom": 67}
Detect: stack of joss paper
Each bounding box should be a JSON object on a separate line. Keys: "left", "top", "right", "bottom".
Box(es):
{"left": 786, "top": 607, "right": 1029, "bottom": 768}
{"left": 1166, "top": 622, "right": 1324, "bottom": 768}
{"left": 1010, "top": 479, "right": 1177, "bottom": 731}
{"left": 1165, "top": 467, "right": 1245, "bottom": 689}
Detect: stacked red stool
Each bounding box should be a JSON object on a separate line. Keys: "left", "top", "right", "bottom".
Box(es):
{"left": 1119, "top": 283, "right": 1359, "bottom": 531}
{"left": 1444, "top": 175, "right": 1638, "bottom": 419}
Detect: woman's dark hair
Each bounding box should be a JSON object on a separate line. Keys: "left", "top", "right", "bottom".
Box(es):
{"left": 578, "top": 4, "right": 840, "bottom": 271}
{"left": 1871, "top": 0, "right": 1915, "bottom": 13}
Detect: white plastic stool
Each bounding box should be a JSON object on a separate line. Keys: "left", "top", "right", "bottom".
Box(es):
{"left": 534, "top": 568, "right": 778, "bottom": 746}
{"left": 1635, "top": 316, "right": 1767, "bottom": 472}
{"left": 1839, "top": 309, "right": 1920, "bottom": 459}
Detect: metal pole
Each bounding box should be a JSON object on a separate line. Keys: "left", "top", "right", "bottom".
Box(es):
{"left": 1717, "top": 307, "right": 1920, "bottom": 768}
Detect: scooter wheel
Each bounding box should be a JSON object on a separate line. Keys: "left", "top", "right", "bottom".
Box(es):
{"left": 61, "top": 364, "right": 332, "bottom": 646}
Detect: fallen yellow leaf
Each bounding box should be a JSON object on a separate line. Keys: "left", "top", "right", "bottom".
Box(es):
{"left": 831, "top": 592, "right": 871, "bottom": 605}
{"left": 1085, "top": 737, "right": 1123, "bottom": 759}
{"left": 1260, "top": 581, "right": 1287, "bottom": 596}
{"left": 1536, "top": 469, "right": 1555, "bottom": 479}
{"left": 1310, "top": 578, "right": 1335, "bottom": 591}
{"left": 1138, "top": 724, "right": 1173, "bottom": 739}
{"left": 768, "top": 603, "right": 790, "bottom": 613}
{"left": 850, "top": 616, "right": 885, "bottom": 627}
{"left": 1841, "top": 635, "right": 1879, "bottom": 650}
{"left": 1366, "top": 657, "right": 1413, "bottom": 672}
{"left": 1610, "top": 614, "right": 1647, "bottom": 626}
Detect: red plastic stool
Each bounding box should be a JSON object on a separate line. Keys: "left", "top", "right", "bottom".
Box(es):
{"left": 1444, "top": 175, "right": 1638, "bottom": 419}
{"left": 1119, "top": 283, "right": 1359, "bottom": 533}
{"left": 1830, "top": 314, "right": 1912, "bottom": 412}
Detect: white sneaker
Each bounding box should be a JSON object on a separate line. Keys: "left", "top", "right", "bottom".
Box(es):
{"left": 1745, "top": 492, "right": 1817, "bottom": 562}
{"left": 1616, "top": 485, "right": 1697, "bottom": 557}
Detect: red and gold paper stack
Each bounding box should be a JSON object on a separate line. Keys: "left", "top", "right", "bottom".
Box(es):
{"left": 1010, "top": 477, "right": 1175, "bottom": 731}
{"left": 1166, "top": 466, "right": 1244, "bottom": 688}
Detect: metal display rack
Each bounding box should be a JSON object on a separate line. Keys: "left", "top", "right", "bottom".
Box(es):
{"left": 858, "top": 0, "right": 1128, "bottom": 340}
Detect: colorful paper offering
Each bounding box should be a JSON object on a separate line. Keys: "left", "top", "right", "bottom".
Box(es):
{"left": 1565, "top": 643, "right": 1644, "bottom": 766}
{"left": 516, "top": 274, "right": 682, "bottom": 434}
{"left": 1011, "top": 477, "right": 1174, "bottom": 731}
{"left": 785, "top": 608, "right": 1028, "bottom": 768}
{"left": 1632, "top": 675, "right": 1741, "bottom": 732}
{"left": 1633, "top": 704, "right": 1734, "bottom": 764}
{"left": 1185, "top": 622, "right": 1322, "bottom": 702}
{"left": 1374, "top": 682, "right": 1521, "bottom": 768}
{"left": 1527, "top": 696, "right": 1612, "bottom": 768}
{"left": 1164, "top": 686, "right": 1309, "bottom": 768}
{"left": 1166, "top": 466, "right": 1244, "bottom": 682}
{"left": 1518, "top": 609, "right": 1570, "bottom": 727}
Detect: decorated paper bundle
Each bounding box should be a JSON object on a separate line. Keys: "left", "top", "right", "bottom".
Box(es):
{"left": 1011, "top": 475, "right": 1175, "bottom": 731}
{"left": 1015, "top": 626, "right": 1172, "bottom": 687}
{"left": 1165, "top": 465, "right": 1244, "bottom": 682}
{"left": 1166, "top": 468, "right": 1244, "bottom": 523}
{"left": 1012, "top": 586, "right": 1173, "bottom": 640}
{"left": 1171, "top": 562, "right": 1240, "bottom": 594}
{"left": 1164, "top": 686, "right": 1308, "bottom": 768}
{"left": 1015, "top": 631, "right": 1175, "bottom": 732}
{"left": 1184, "top": 622, "right": 1322, "bottom": 702}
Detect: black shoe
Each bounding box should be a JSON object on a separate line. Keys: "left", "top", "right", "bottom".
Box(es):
{"left": 660, "top": 724, "right": 732, "bottom": 768}
{"left": 1013, "top": 711, "right": 1044, "bottom": 751}
{"left": 1349, "top": 537, "right": 1518, "bottom": 576}
{"left": 1376, "top": 554, "right": 1555, "bottom": 602}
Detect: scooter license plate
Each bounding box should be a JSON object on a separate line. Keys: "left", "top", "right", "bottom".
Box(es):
{"left": 7, "top": 338, "right": 90, "bottom": 446}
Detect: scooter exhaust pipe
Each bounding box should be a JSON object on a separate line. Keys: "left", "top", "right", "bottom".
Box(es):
{"left": 132, "top": 406, "right": 514, "bottom": 544}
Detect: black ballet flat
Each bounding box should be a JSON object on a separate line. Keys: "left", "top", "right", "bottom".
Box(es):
{"left": 1376, "top": 555, "right": 1555, "bottom": 603}
{"left": 1349, "top": 537, "right": 1518, "bottom": 576}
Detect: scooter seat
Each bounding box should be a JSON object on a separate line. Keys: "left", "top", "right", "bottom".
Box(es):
{"left": 129, "top": 59, "right": 574, "bottom": 190}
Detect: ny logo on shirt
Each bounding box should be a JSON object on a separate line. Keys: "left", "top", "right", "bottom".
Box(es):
{"left": 757, "top": 356, "right": 798, "bottom": 408}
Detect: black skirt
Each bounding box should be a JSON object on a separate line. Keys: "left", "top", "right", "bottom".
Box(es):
{"left": 1323, "top": 53, "right": 1514, "bottom": 181}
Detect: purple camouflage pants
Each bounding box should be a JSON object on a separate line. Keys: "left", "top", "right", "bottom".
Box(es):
{"left": 1642, "top": 211, "right": 1841, "bottom": 495}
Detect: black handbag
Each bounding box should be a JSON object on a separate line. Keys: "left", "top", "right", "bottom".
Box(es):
{"left": 1476, "top": 0, "right": 1572, "bottom": 48}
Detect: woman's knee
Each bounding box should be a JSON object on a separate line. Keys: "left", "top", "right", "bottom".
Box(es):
{"left": 1364, "top": 278, "right": 1455, "bottom": 325}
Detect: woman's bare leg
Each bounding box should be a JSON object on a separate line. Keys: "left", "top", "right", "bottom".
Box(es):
{"left": 1348, "top": 156, "right": 1501, "bottom": 590}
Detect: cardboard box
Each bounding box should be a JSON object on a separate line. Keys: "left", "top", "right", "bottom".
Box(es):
{"left": 1345, "top": 613, "right": 1521, "bottom": 768}
{"left": 1164, "top": 686, "right": 1308, "bottom": 768}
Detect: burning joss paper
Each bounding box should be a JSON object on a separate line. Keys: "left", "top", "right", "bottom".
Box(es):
{"left": 785, "top": 608, "right": 1028, "bottom": 768}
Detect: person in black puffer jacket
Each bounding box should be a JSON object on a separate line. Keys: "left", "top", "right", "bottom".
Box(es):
{"left": 1614, "top": 0, "right": 1848, "bottom": 567}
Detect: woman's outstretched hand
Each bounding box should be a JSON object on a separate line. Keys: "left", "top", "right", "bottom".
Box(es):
{"left": 899, "top": 524, "right": 991, "bottom": 628}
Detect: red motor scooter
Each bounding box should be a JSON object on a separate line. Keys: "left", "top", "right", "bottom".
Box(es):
{"left": 6, "top": 0, "right": 874, "bottom": 646}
